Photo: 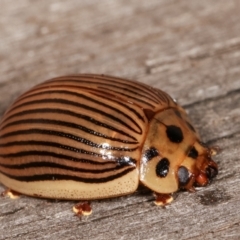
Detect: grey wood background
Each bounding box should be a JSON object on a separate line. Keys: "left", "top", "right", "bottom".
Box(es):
{"left": 0, "top": 0, "right": 240, "bottom": 239}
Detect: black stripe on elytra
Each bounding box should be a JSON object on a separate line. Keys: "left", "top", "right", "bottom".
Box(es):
{"left": 1, "top": 111, "right": 138, "bottom": 142}
{"left": 0, "top": 167, "right": 135, "bottom": 183}
{"left": 154, "top": 90, "right": 166, "bottom": 103}
{"left": 28, "top": 84, "right": 159, "bottom": 106}
{"left": 10, "top": 97, "right": 142, "bottom": 134}
{"left": 0, "top": 129, "right": 138, "bottom": 151}
{"left": 98, "top": 87, "right": 155, "bottom": 108}
{"left": 84, "top": 90, "right": 146, "bottom": 122}
{"left": 0, "top": 140, "right": 137, "bottom": 157}
{"left": 45, "top": 76, "right": 161, "bottom": 104}
{"left": 19, "top": 89, "right": 146, "bottom": 123}
{"left": 157, "top": 90, "right": 170, "bottom": 105}
{"left": 21, "top": 90, "right": 143, "bottom": 130}
{"left": 0, "top": 150, "right": 137, "bottom": 166}
{"left": 90, "top": 74, "right": 163, "bottom": 102}
{"left": 100, "top": 85, "right": 159, "bottom": 105}
{"left": 0, "top": 160, "right": 132, "bottom": 173}
{"left": 87, "top": 76, "right": 161, "bottom": 104}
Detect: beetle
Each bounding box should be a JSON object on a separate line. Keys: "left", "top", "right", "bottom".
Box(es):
{"left": 0, "top": 74, "right": 218, "bottom": 216}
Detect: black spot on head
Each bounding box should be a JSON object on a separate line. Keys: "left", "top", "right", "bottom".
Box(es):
{"left": 178, "top": 166, "right": 190, "bottom": 186}
{"left": 144, "top": 147, "right": 159, "bottom": 161}
{"left": 188, "top": 146, "right": 199, "bottom": 159}
{"left": 186, "top": 121, "right": 196, "bottom": 133}
{"left": 156, "top": 158, "right": 170, "bottom": 178}
{"left": 166, "top": 125, "right": 183, "bottom": 143}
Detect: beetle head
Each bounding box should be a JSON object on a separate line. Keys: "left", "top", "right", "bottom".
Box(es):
{"left": 177, "top": 142, "right": 219, "bottom": 192}
{"left": 140, "top": 108, "right": 218, "bottom": 194}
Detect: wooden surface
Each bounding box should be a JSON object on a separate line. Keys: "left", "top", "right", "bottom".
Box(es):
{"left": 0, "top": 0, "right": 240, "bottom": 239}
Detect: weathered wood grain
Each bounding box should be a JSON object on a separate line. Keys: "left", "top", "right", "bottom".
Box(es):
{"left": 0, "top": 0, "right": 240, "bottom": 239}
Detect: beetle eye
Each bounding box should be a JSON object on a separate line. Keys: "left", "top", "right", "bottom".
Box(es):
{"left": 178, "top": 166, "right": 190, "bottom": 186}
{"left": 188, "top": 146, "right": 198, "bottom": 159}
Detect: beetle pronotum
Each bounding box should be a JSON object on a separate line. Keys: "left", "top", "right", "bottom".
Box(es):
{"left": 0, "top": 74, "right": 218, "bottom": 216}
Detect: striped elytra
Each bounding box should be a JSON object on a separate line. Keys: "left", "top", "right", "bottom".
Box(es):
{"left": 0, "top": 74, "right": 218, "bottom": 212}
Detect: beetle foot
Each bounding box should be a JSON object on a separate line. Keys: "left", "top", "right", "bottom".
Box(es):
{"left": 154, "top": 193, "right": 173, "bottom": 206}
{"left": 73, "top": 201, "right": 92, "bottom": 216}
{"left": 1, "top": 189, "right": 20, "bottom": 199}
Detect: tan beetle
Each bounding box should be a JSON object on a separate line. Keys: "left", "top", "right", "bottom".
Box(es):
{"left": 0, "top": 74, "right": 219, "bottom": 216}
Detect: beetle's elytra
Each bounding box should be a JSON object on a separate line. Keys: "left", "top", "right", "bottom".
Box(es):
{"left": 0, "top": 74, "right": 218, "bottom": 216}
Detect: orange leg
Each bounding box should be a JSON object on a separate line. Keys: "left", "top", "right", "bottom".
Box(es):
{"left": 1, "top": 188, "right": 21, "bottom": 199}
{"left": 154, "top": 193, "right": 173, "bottom": 206}
{"left": 73, "top": 201, "right": 92, "bottom": 217}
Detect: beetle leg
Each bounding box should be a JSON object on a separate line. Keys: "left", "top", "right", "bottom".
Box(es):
{"left": 153, "top": 193, "right": 173, "bottom": 206}
{"left": 1, "top": 188, "right": 21, "bottom": 199}
{"left": 73, "top": 201, "right": 92, "bottom": 217}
